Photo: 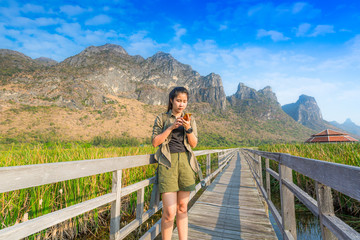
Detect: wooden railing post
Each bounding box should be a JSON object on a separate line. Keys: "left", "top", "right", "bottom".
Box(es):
{"left": 218, "top": 152, "right": 221, "bottom": 166}
{"left": 206, "top": 154, "right": 211, "bottom": 176}
{"left": 279, "top": 160, "right": 297, "bottom": 239}
{"left": 315, "top": 182, "right": 336, "bottom": 240}
{"left": 136, "top": 187, "right": 145, "bottom": 220}
{"left": 265, "top": 158, "right": 271, "bottom": 200}
{"left": 258, "top": 155, "right": 263, "bottom": 187}
{"left": 110, "top": 170, "right": 122, "bottom": 240}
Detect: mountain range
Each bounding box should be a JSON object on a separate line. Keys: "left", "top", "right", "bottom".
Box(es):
{"left": 0, "top": 44, "right": 358, "bottom": 144}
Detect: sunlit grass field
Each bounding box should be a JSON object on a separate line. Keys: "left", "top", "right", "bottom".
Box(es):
{"left": 0, "top": 143, "right": 159, "bottom": 239}
{"left": 259, "top": 142, "right": 360, "bottom": 166}
{"left": 259, "top": 143, "right": 360, "bottom": 231}
{"left": 0, "top": 142, "right": 221, "bottom": 239}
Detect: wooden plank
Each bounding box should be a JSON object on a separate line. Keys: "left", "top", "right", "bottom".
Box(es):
{"left": 322, "top": 214, "right": 360, "bottom": 240}
{"left": 315, "top": 182, "right": 336, "bottom": 240}
{"left": 279, "top": 162, "right": 297, "bottom": 240}
{"left": 244, "top": 149, "right": 281, "bottom": 162}
{"left": 0, "top": 149, "right": 224, "bottom": 194}
{"left": 110, "top": 170, "right": 122, "bottom": 240}
{"left": 266, "top": 167, "right": 279, "bottom": 181}
{"left": 0, "top": 193, "right": 115, "bottom": 240}
{"left": 265, "top": 158, "right": 271, "bottom": 200}
{"left": 0, "top": 154, "right": 156, "bottom": 194}
{"left": 120, "top": 177, "right": 155, "bottom": 197}
{"left": 258, "top": 155, "right": 263, "bottom": 188}
{"left": 139, "top": 219, "right": 161, "bottom": 240}
{"left": 136, "top": 187, "right": 145, "bottom": 220}
{"left": 282, "top": 179, "right": 318, "bottom": 216}
{"left": 206, "top": 154, "right": 211, "bottom": 176}
{"left": 245, "top": 149, "right": 360, "bottom": 202}
{"left": 172, "top": 151, "right": 277, "bottom": 240}
{"left": 280, "top": 153, "right": 360, "bottom": 202}
{"left": 0, "top": 148, "right": 239, "bottom": 240}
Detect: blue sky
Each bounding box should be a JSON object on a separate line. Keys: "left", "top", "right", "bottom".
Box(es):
{"left": 1, "top": 0, "right": 360, "bottom": 125}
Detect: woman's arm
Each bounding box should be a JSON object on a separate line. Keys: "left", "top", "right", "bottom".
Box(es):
{"left": 183, "top": 118, "right": 198, "bottom": 148}
{"left": 152, "top": 118, "right": 183, "bottom": 147}
{"left": 186, "top": 132, "right": 198, "bottom": 148}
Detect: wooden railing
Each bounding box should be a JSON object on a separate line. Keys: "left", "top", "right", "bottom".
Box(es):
{"left": 0, "top": 148, "right": 237, "bottom": 240}
{"left": 242, "top": 149, "right": 360, "bottom": 240}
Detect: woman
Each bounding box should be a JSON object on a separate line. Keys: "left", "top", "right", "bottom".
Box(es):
{"left": 151, "top": 87, "right": 199, "bottom": 240}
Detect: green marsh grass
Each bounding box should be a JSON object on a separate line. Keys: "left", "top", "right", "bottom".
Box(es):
{"left": 259, "top": 143, "right": 360, "bottom": 231}
{"left": 0, "top": 142, "right": 226, "bottom": 239}
{"left": 0, "top": 143, "right": 157, "bottom": 239}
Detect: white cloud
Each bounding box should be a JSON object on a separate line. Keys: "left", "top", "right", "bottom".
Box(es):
{"left": 296, "top": 23, "right": 311, "bottom": 36}
{"left": 0, "top": 5, "right": 20, "bottom": 18}
{"left": 310, "top": 25, "right": 335, "bottom": 37}
{"left": 166, "top": 37, "right": 360, "bottom": 124}
{"left": 60, "top": 5, "right": 87, "bottom": 16}
{"left": 34, "top": 17, "right": 62, "bottom": 26}
{"left": 56, "top": 23, "right": 82, "bottom": 39}
{"left": 193, "top": 39, "right": 218, "bottom": 51}
{"left": 173, "top": 24, "right": 186, "bottom": 41}
{"left": 219, "top": 24, "right": 228, "bottom": 31}
{"left": 21, "top": 4, "right": 45, "bottom": 13}
{"left": 126, "top": 31, "right": 167, "bottom": 58}
{"left": 257, "top": 29, "right": 290, "bottom": 42}
{"left": 292, "top": 2, "right": 307, "bottom": 14}
{"left": 85, "top": 14, "right": 112, "bottom": 26}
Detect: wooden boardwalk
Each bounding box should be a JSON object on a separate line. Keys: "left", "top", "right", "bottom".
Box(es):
{"left": 173, "top": 151, "right": 277, "bottom": 240}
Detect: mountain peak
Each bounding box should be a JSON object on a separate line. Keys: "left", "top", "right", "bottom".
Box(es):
{"left": 153, "top": 51, "right": 173, "bottom": 58}
{"left": 60, "top": 43, "right": 129, "bottom": 67}
{"left": 298, "top": 94, "right": 316, "bottom": 103}
{"left": 344, "top": 118, "right": 353, "bottom": 124}
{"left": 34, "top": 57, "right": 58, "bottom": 66}
{"left": 282, "top": 94, "right": 324, "bottom": 130}
{"left": 0, "top": 49, "right": 33, "bottom": 61}
{"left": 82, "top": 43, "right": 128, "bottom": 55}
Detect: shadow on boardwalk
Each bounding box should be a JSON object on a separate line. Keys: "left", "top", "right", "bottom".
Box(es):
{"left": 173, "top": 152, "right": 277, "bottom": 240}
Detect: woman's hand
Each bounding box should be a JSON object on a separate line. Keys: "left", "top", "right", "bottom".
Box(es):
{"left": 169, "top": 117, "right": 184, "bottom": 130}
{"left": 182, "top": 118, "right": 191, "bottom": 130}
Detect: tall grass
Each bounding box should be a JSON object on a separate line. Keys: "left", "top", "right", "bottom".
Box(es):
{"left": 0, "top": 143, "right": 157, "bottom": 239}
{"left": 0, "top": 142, "right": 226, "bottom": 239}
{"left": 259, "top": 143, "right": 360, "bottom": 231}
{"left": 259, "top": 142, "right": 360, "bottom": 166}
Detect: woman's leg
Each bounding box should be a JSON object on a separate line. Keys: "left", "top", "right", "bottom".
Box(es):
{"left": 176, "top": 191, "right": 190, "bottom": 240}
{"left": 161, "top": 192, "right": 177, "bottom": 240}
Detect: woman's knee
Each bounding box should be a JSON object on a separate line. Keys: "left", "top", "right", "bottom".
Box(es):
{"left": 163, "top": 206, "right": 177, "bottom": 221}
{"left": 177, "top": 202, "right": 188, "bottom": 214}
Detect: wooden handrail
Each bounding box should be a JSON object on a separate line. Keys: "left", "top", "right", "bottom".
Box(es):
{"left": 0, "top": 148, "right": 238, "bottom": 240}
{"left": 242, "top": 148, "right": 360, "bottom": 240}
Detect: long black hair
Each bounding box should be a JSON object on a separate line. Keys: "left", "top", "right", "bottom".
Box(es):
{"left": 167, "top": 87, "right": 189, "bottom": 112}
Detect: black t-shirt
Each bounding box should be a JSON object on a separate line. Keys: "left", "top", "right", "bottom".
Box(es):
{"left": 169, "top": 126, "right": 187, "bottom": 153}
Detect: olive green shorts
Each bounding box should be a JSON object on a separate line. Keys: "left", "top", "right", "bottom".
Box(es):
{"left": 158, "top": 152, "right": 196, "bottom": 193}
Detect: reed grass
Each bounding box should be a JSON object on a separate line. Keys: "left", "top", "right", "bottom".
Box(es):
{"left": 0, "top": 142, "right": 225, "bottom": 239}
{"left": 259, "top": 142, "right": 360, "bottom": 231}
{"left": 0, "top": 143, "right": 157, "bottom": 239}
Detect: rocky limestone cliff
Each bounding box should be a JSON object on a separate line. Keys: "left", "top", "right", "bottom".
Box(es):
{"left": 282, "top": 94, "right": 329, "bottom": 131}
{"left": 227, "top": 83, "right": 287, "bottom": 121}
{"left": 0, "top": 44, "right": 227, "bottom": 111}
{"left": 0, "top": 47, "right": 316, "bottom": 144}
{"left": 0, "top": 49, "right": 44, "bottom": 82}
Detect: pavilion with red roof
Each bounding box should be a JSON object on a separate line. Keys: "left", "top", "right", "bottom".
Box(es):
{"left": 305, "top": 129, "right": 359, "bottom": 143}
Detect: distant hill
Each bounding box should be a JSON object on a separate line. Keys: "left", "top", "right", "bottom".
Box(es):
{"left": 282, "top": 94, "right": 339, "bottom": 132}
{"left": 281, "top": 94, "right": 359, "bottom": 138}
{"left": 0, "top": 44, "right": 313, "bottom": 145}
{"left": 34, "top": 57, "right": 58, "bottom": 66}
{"left": 330, "top": 119, "right": 360, "bottom": 138}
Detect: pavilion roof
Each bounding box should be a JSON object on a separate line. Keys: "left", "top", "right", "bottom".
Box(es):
{"left": 305, "top": 129, "right": 359, "bottom": 143}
